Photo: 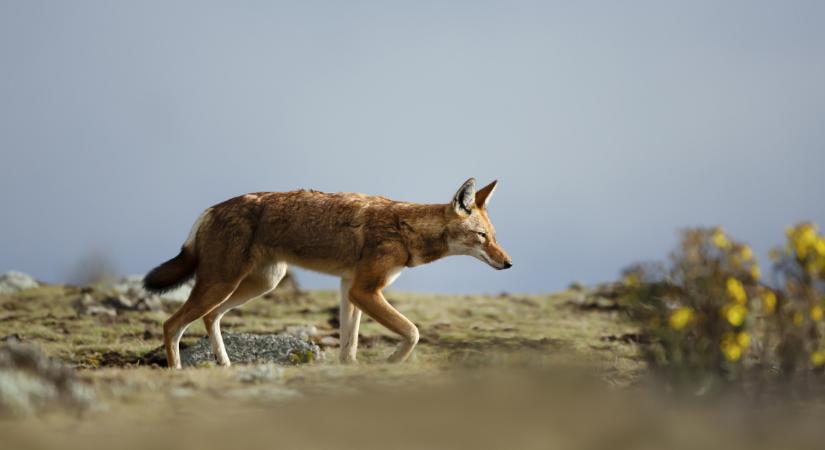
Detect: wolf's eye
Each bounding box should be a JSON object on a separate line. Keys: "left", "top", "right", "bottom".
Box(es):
{"left": 476, "top": 231, "right": 487, "bottom": 239}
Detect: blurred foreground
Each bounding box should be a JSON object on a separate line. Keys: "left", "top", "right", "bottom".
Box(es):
{"left": 5, "top": 364, "right": 825, "bottom": 450}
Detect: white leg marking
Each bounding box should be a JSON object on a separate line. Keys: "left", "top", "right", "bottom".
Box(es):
{"left": 206, "top": 312, "right": 230, "bottom": 366}
{"left": 169, "top": 323, "right": 192, "bottom": 369}
{"left": 339, "top": 277, "right": 361, "bottom": 363}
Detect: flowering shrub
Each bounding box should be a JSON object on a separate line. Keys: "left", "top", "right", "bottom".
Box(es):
{"left": 622, "top": 224, "right": 825, "bottom": 387}
{"left": 770, "top": 223, "right": 825, "bottom": 374}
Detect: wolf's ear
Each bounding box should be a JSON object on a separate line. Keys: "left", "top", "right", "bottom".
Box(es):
{"left": 475, "top": 180, "right": 498, "bottom": 209}
{"left": 451, "top": 178, "right": 476, "bottom": 216}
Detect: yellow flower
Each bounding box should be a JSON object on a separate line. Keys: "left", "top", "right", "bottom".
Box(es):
{"left": 722, "top": 304, "right": 747, "bottom": 327}
{"left": 793, "top": 311, "right": 804, "bottom": 327}
{"left": 720, "top": 340, "right": 742, "bottom": 362}
{"left": 726, "top": 278, "right": 747, "bottom": 305}
{"left": 811, "top": 305, "right": 823, "bottom": 322}
{"left": 668, "top": 307, "right": 694, "bottom": 331}
{"left": 712, "top": 229, "right": 731, "bottom": 249}
{"left": 816, "top": 238, "right": 825, "bottom": 257}
{"left": 750, "top": 265, "right": 761, "bottom": 281}
{"left": 795, "top": 225, "right": 818, "bottom": 259}
{"left": 740, "top": 245, "right": 754, "bottom": 261}
{"left": 811, "top": 351, "right": 825, "bottom": 367}
{"left": 762, "top": 291, "right": 777, "bottom": 315}
{"left": 721, "top": 331, "right": 748, "bottom": 362}
{"left": 736, "top": 331, "right": 750, "bottom": 349}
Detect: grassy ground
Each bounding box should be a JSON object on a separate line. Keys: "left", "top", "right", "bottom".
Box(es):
{"left": 4, "top": 285, "right": 824, "bottom": 449}
{"left": 0, "top": 284, "right": 642, "bottom": 387}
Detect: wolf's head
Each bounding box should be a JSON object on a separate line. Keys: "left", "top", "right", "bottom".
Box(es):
{"left": 445, "top": 178, "right": 513, "bottom": 270}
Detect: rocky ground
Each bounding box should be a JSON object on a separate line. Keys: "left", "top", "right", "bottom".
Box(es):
{"left": 1, "top": 272, "right": 823, "bottom": 449}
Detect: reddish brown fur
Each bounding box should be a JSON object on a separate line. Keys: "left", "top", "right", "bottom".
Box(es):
{"left": 149, "top": 179, "right": 512, "bottom": 368}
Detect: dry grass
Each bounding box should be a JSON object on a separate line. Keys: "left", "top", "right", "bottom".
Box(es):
{"left": 3, "top": 285, "right": 824, "bottom": 448}
{"left": 0, "top": 284, "right": 641, "bottom": 400}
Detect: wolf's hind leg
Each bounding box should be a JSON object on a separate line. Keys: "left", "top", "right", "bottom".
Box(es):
{"left": 203, "top": 262, "right": 287, "bottom": 367}
{"left": 164, "top": 279, "right": 242, "bottom": 369}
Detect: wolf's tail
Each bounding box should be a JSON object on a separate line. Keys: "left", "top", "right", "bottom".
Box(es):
{"left": 143, "top": 209, "right": 208, "bottom": 294}
{"left": 143, "top": 247, "right": 198, "bottom": 294}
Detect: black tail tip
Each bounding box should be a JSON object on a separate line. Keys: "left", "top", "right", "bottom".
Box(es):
{"left": 142, "top": 272, "right": 194, "bottom": 294}
{"left": 142, "top": 248, "right": 197, "bottom": 294}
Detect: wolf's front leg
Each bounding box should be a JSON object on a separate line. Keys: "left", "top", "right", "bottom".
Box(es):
{"left": 349, "top": 286, "right": 419, "bottom": 363}
{"left": 338, "top": 277, "right": 362, "bottom": 363}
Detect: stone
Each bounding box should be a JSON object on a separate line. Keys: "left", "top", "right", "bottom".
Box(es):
{"left": 98, "top": 293, "right": 162, "bottom": 313}
{"left": 318, "top": 336, "right": 340, "bottom": 347}
{"left": 77, "top": 293, "right": 96, "bottom": 307}
{"left": 0, "top": 271, "right": 39, "bottom": 295}
{"left": 134, "top": 296, "right": 163, "bottom": 312}
{"left": 284, "top": 324, "right": 318, "bottom": 341}
{"left": 83, "top": 305, "right": 117, "bottom": 318}
{"left": 74, "top": 294, "right": 117, "bottom": 317}
{"left": 179, "top": 332, "right": 321, "bottom": 367}
{"left": 102, "top": 294, "right": 135, "bottom": 310}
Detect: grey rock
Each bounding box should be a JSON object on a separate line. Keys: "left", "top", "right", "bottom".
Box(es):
{"left": 284, "top": 324, "right": 318, "bottom": 341}
{"left": 134, "top": 296, "right": 163, "bottom": 312}
{"left": 0, "top": 340, "right": 98, "bottom": 416}
{"left": 179, "top": 332, "right": 321, "bottom": 367}
{"left": 74, "top": 294, "right": 117, "bottom": 317}
{"left": 318, "top": 336, "right": 340, "bottom": 347}
{"left": 102, "top": 294, "right": 135, "bottom": 310}
{"left": 77, "top": 293, "right": 96, "bottom": 307}
{"left": 0, "top": 271, "right": 39, "bottom": 294}
{"left": 83, "top": 305, "right": 117, "bottom": 317}
{"left": 99, "top": 293, "right": 162, "bottom": 312}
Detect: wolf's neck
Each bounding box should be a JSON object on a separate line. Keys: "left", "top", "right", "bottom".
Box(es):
{"left": 397, "top": 203, "right": 451, "bottom": 266}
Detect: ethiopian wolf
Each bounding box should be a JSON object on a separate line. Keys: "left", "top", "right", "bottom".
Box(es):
{"left": 144, "top": 178, "right": 512, "bottom": 369}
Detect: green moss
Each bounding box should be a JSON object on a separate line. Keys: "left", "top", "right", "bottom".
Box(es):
{"left": 288, "top": 349, "right": 316, "bottom": 364}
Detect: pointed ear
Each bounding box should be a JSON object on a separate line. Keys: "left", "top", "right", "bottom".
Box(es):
{"left": 451, "top": 178, "right": 476, "bottom": 216}
{"left": 475, "top": 180, "right": 498, "bottom": 209}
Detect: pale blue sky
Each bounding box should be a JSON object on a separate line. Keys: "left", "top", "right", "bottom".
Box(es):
{"left": 1, "top": 1, "right": 823, "bottom": 293}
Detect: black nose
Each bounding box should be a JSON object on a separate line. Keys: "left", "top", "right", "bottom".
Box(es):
{"left": 502, "top": 261, "right": 513, "bottom": 269}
